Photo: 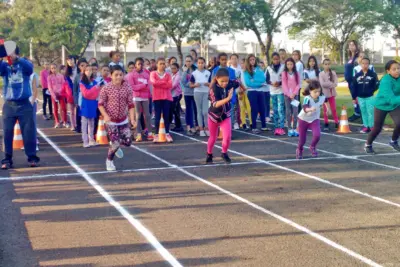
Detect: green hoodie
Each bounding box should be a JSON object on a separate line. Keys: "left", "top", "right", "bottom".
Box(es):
{"left": 374, "top": 74, "right": 400, "bottom": 111}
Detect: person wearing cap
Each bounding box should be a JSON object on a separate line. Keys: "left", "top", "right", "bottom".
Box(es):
{"left": 0, "top": 46, "right": 40, "bottom": 169}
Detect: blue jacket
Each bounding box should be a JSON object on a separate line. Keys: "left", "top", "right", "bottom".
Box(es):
{"left": 0, "top": 58, "right": 33, "bottom": 101}
{"left": 243, "top": 67, "right": 266, "bottom": 88}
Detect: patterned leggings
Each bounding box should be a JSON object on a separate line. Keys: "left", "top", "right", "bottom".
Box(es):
{"left": 106, "top": 123, "right": 132, "bottom": 160}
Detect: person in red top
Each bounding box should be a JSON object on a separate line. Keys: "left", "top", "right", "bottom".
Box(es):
{"left": 150, "top": 57, "right": 173, "bottom": 143}
{"left": 40, "top": 62, "right": 52, "bottom": 120}
{"left": 47, "top": 63, "right": 67, "bottom": 128}
{"left": 98, "top": 65, "right": 135, "bottom": 171}
{"left": 125, "top": 57, "right": 153, "bottom": 142}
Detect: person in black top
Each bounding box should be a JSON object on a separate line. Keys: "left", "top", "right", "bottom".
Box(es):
{"left": 206, "top": 68, "right": 245, "bottom": 164}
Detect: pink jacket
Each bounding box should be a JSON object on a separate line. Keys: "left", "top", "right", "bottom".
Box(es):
{"left": 98, "top": 81, "right": 134, "bottom": 123}
{"left": 80, "top": 82, "right": 100, "bottom": 100}
{"left": 47, "top": 73, "right": 65, "bottom": 100}
{"left": 171, "top": 72, "right": 182, "bottom": 97}
{"left": 125, "top": 69, "right": 151, "bottom": 99}
{"left": 150, "top": 71, "right": 173, "bottom": 101}
{"left": 40, "top": 69, "right": 49, "bottom": 89}
{"left": 282, "top": 71, "right": 301, "bottom": 97}
{"left": 319, "top": 70, "right": 338, "bottom": 98}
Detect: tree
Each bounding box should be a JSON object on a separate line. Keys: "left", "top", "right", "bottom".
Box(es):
{"left": 378, "top": 0, "right": 400, "bottom": 56}
{"left": 123, "top": 0, "right": 219, "bottom": 66}
{"left": 1, "top": 0, "right": 112, "bottom": 64}
{"left": 224, "top": 0, "right": 298, "bottom": 64}
{"left": 291, "top": 0, "right": 379, "bottom": 64}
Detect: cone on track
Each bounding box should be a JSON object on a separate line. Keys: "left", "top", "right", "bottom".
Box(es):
{"left": 218, "top": 127, "right": 223, "bottom": 140}
{"left": 157, "top": 115, "right": 167, "bottom": 143}
{"left": 96, "top": 116, "right": 109, "bottom": 145}
{"left": 13, "top": 121, "right": 24, "bottom": 150}
{"left": 337, "top": 106, "right": 351, "bottom": 134}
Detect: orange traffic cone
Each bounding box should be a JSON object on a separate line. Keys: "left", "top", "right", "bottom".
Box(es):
{"left": 13, "top": 121, "right": 24, "bottom": 150}
{"left": 337, "top": 106, "right": 352, "bottom": 134}
{"left": 157, "top": 115, "right": 167, "bottom": 143}
{"left": 218, "top": 127, "right": 223, "bottom": 140}
{"left": 96, "top": 116, "right": 109, "bottom": 145}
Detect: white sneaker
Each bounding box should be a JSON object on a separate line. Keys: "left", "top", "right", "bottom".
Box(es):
{"left": 36, "top": 146, "right": 39, "bottom": 151}
{"left": 205, "top": 130, "right": 210, "bottom": 136}
{"left": 200, "top": 131, "right": 206, "bottom": 137}
{"left": 89, "top": 140, "right": 98, "bottom": 147}
{"left": 233, "top": 123, "right": 240, "bottom": 130}
{"left": 115, "top": 148, "right": 124, "bottom": 159}
{"left": 106, "top": 160, "right": 116, "bottom": 171}
{"left": 83, "top": 143, "right": 90, "bottom": 148}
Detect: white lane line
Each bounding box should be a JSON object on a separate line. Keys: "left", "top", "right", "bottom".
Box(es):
{"left": 356, "top": 152, "right": 400, "bottom": 158}
{"left": 234, "top": 130, "right": 400, "bottom": 172}
{"left": 37, "top": 129, "right": 183, "bottom": 267}
{"left": 0, "top": 161, "right": 261, "bottom": 182}
{"left": 131, "top": 144, "right": 382, "bottom": 267}
{"left": 254, "top": 118, "right": 390, "bottom": 147}
{"left": 172, "top": 131, "right": 400, "bottom": 209}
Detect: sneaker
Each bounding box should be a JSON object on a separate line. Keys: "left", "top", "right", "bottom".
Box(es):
{"left": 349, "top": 114, "right": 361, "bottom": 122}
{"left": 28, "top": 161, "right": 40, "bottom": 168}
{"left": 389, "top": 140, "right": 400, "bottom": 152}
{"left": 310, "top": 146, "right": 318, "bottom": 157}
{"left": 323, "top": 123, "right": 329, "bottom": 131}
{"left": 153, "top": 134, "right": 159, "bottom": 143}
{"left": 48, "top": 115, "right": 54, "bottom": 120}
{"left": 72, "top": 127, "right": 78, "bottom": 132}
{"left": 221, "top": 153, "right": 231, "bottom": 164}
{"left": 166, "top": 133, "right": 173, "bottom": 143}
{"left": 266, "top": 117, "right": 272, "bottom": 123}
{"left": 233, "top": 122, "right": 240, "bottom": 130}
{"left": 364, "top": 145, "right": 375, "bottom": 154}
{"left": 296, "top": 148, "right": 303, "bottom": 160}
{"left": 147, "top": 132, "right": 154, "bottom": 141}
{"left": 36, "top": 146, "right": 39, "bottom": 151}
{"left": 115, "top": 148, "right": 124, "bottom": 159}
{"left": 42, "top": 115, "right": 49, "bottom": 120}
{"left": 200, "top": 131, "right": 206, "bottom": 137}
{"left": 359, "top": 127, "right": 370, "bottom": 134}
{"left": 106, "top": 159, "right": 116, "bottom": 171}
{"left": 172, "top": 126, "right": 184, "bottom": 132}
{"left": 205, "top": 130, "right": 210, "bottom": 136}
{"left": 288, "top": 129, "right": 294, "bottom": 137}
{"left": 242, "top": 124, "right": 247, "bottom": 131}
{"left": 274, "top": 129, "right": 280, "bottom": 136}
{"left": 252, "top": 129, "right": 261, "bottom": 134}
{"left": 89, "top": 140, "right": 98, "bottom": 147}
{"left": 83, "top": 143, "right": 90, "bottom": 148}
{"left": 261, "top": 127, "right": 272, "bottom": 131}
{"left": 335, "top": 123, "right": 339, "bottom": 129}
{"left": 54, "top": 123, "right": 62, "bottom": 129}
{"left": 206, "top": 153, "right": 213, "bottom": 164}
{"left": 135, "top": 133, "right": 142, "bottom": 142}
{"left": 187, "top": 130, "right": 195, "bottom": 136}
{"left": 64, "top": 122, "right": 70, "bottom": 128}
{"left": 1, "top": 162, "right": 13, "bottom": 170}
{"left": 293, "top": 130, "right": 299, "bottom": 137}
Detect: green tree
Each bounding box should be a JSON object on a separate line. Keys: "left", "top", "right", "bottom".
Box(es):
{"left": 224, "top": 0, "right": 298, "bottom": 64}
{"left": 378, "top": 0, "right": 400, "bottom": 56}
{"left": 1, "top": 0, "right": 112, "bottom": 64}
{"left": 291, "top": 0, "right": 379, "bottom": 64}
{"left": 123, "top": 0, "right": 220, "bottom": 66}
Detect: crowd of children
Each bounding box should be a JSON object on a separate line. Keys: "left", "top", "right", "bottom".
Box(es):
{"left": 26, "top": 44, "right": 400, "bottom": 171}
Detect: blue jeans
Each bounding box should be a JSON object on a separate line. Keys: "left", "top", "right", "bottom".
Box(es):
{"left": 248, "top": 91, "right": 266, "bottom": 129}
{"left": 184, "top": 95, "right": 198, "bottom": 128}
{"left": 264, "top": 91, "right": 271, "bottom": 118}
{"left": 2, "top": 99, "right": 39, "bottom": 164}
